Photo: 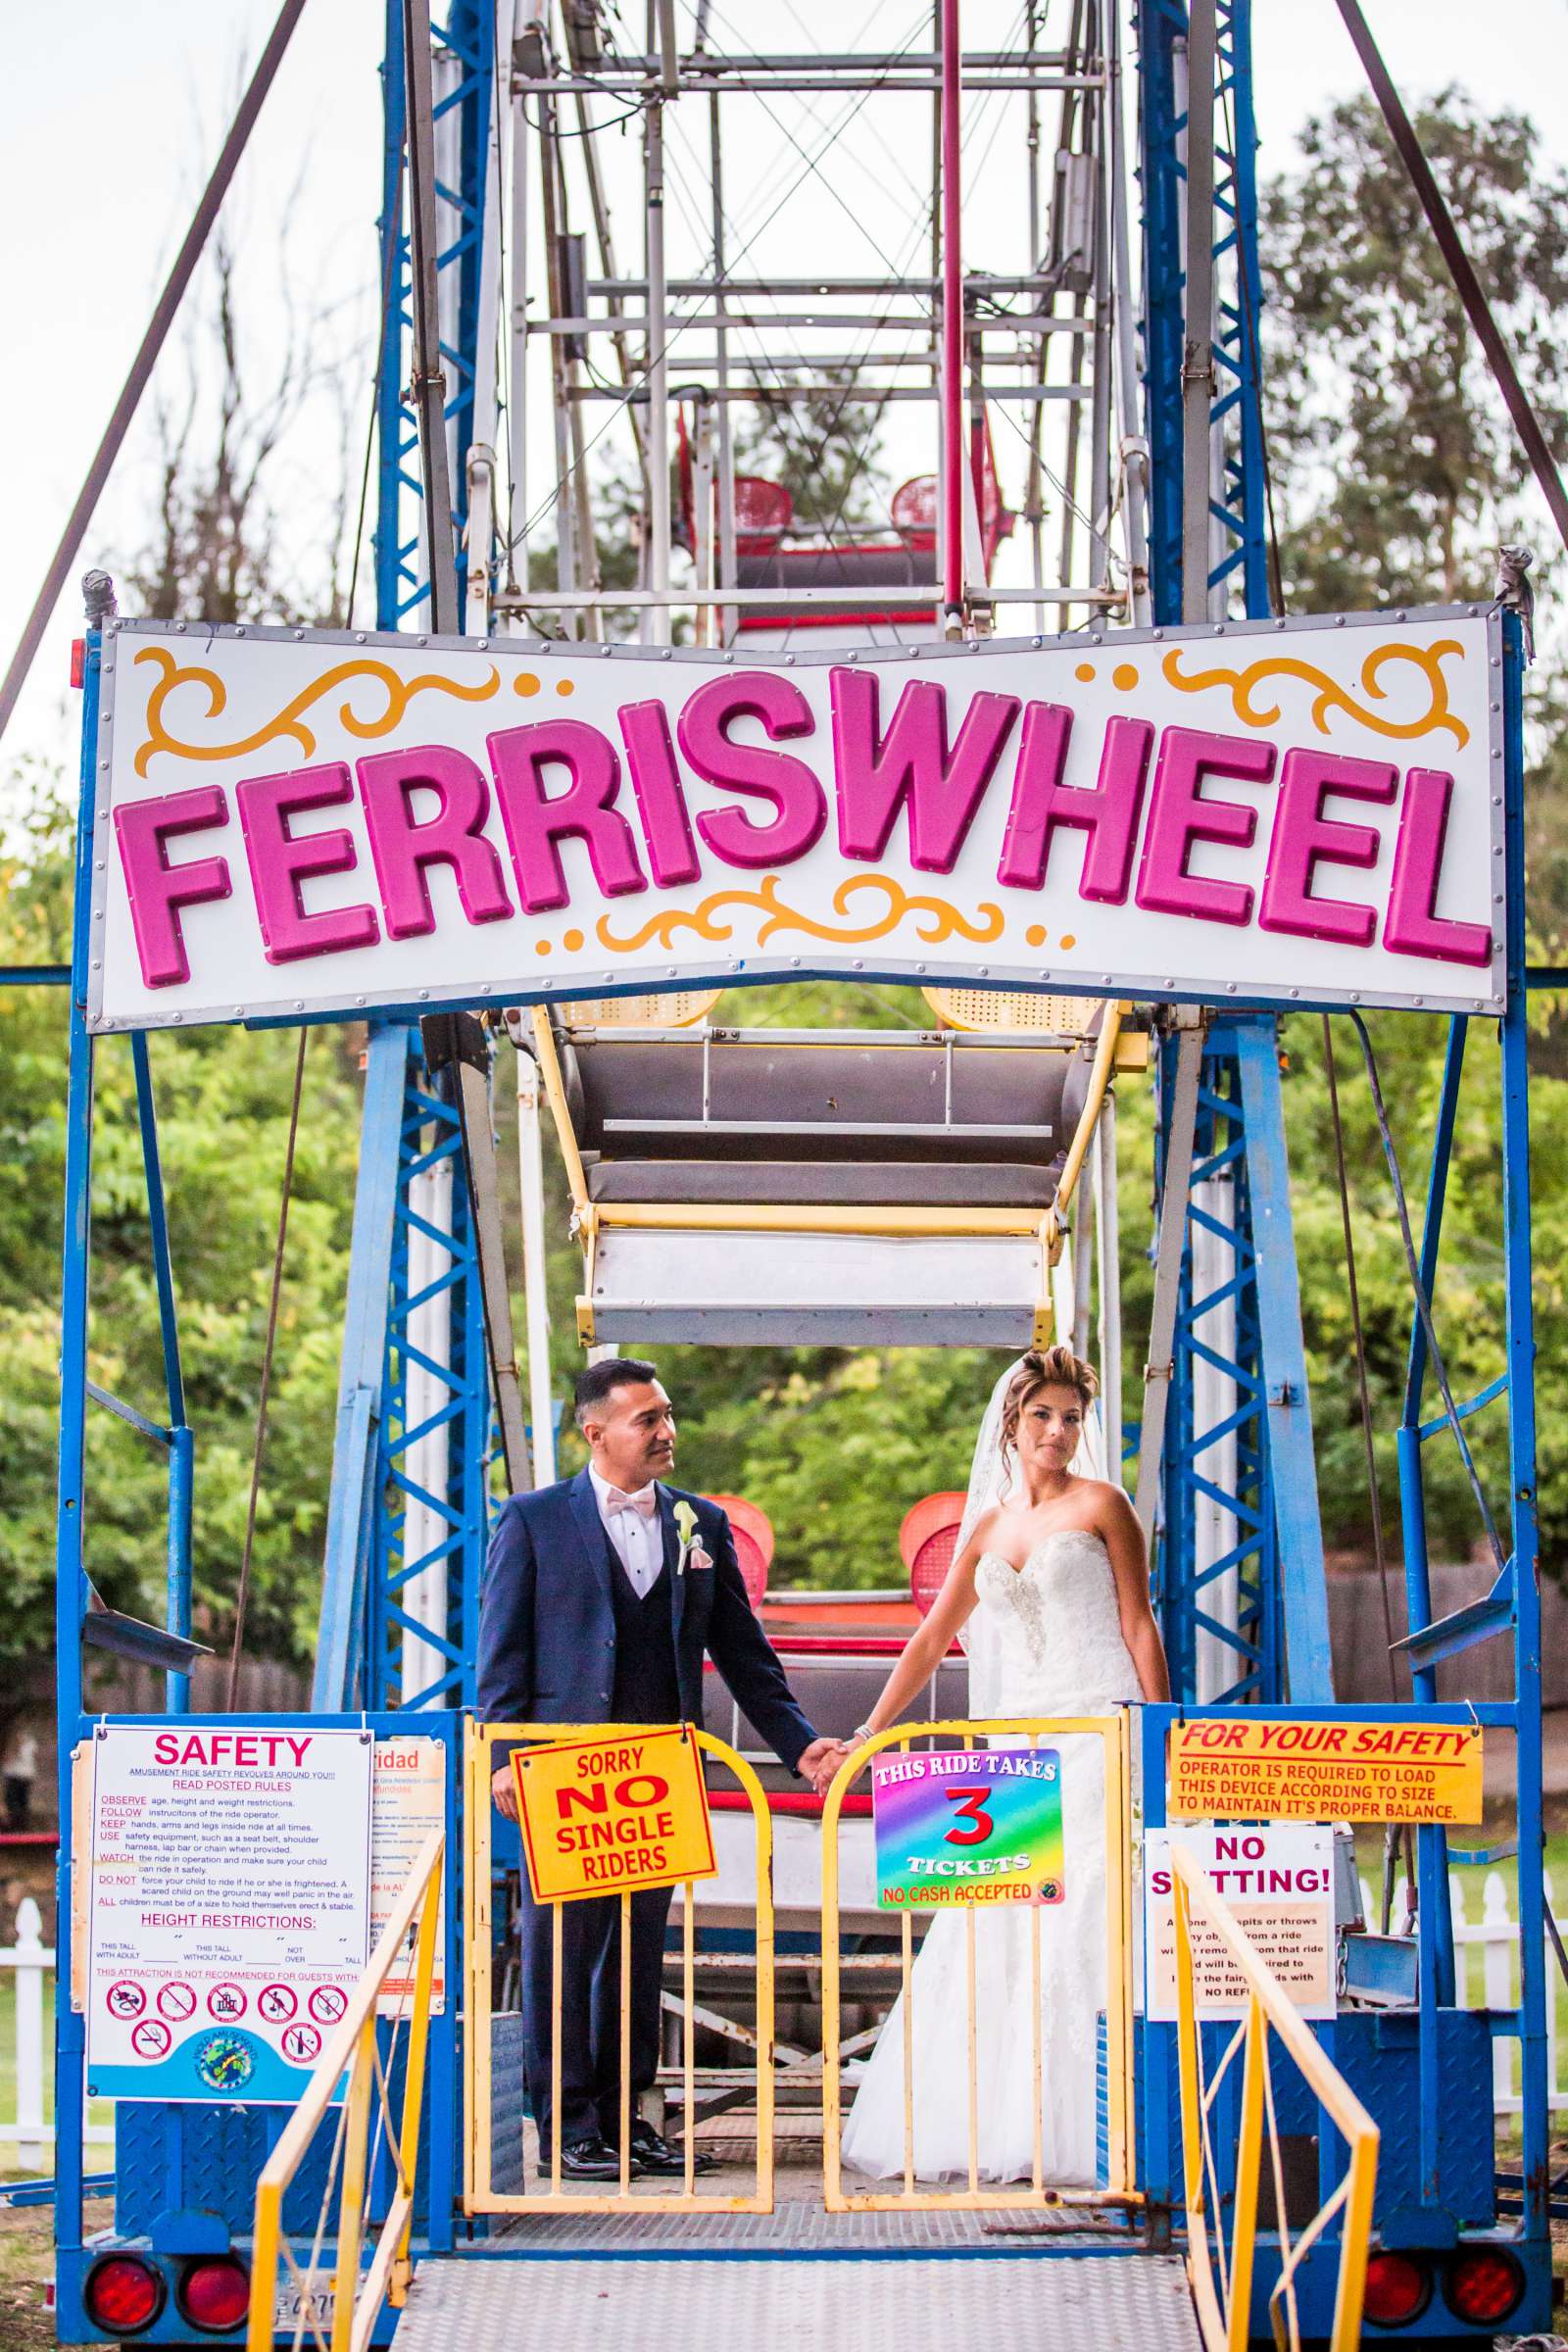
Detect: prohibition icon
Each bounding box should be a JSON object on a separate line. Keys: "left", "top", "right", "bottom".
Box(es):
{"left": 281, "top": 2023, "right": 321, "bottom": 2065}
{"left": 258, "top": 1984, "right": 297, "bottom": 2023}
{"left": 207, "top": 1983, "right": 247, "bottom": 2022}
{"left": 308, "top": 1985, "right": 347, "bottom": 2025}
{"left": 130, "top": 2019, "right": 171, "bottom": 2059}
{"left": 157, "top": 1982, "right": 196, "bottom": 2022}
{"left": 106, "top": 1981, "right": 145, "bottom": 2020}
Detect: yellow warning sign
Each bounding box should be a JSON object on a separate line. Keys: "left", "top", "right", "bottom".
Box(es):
{"left": 1167, "top": 1717, "right": 1484, "bottom": 1824}
{"left": 514, "top": 1726, "right": 717, "bottom": 1903}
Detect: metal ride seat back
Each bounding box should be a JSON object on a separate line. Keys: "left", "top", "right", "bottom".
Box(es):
{"left": 532, "top": 1008, "right": 1104, "bottom": 1347}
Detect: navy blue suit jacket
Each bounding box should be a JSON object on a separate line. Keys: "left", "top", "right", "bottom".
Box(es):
{"left": 476, "top": 1468, "right": 817, "bottom": 1774}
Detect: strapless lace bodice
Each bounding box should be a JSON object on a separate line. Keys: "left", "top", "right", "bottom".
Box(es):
{"left": 971, "top": 1530, "right": 1142, "bottom": 1715}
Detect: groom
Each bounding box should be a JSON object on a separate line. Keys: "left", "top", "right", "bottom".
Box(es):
{"left": 478, "top": 1357, "right": 838, "bottom": 2180}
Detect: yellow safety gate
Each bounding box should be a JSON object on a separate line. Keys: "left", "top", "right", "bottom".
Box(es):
{"left": 819, "top": 1715, "right": 1138, "bottom": 2212}
{"left": 465, "top": 1722, "right": 776, "bottom": 2214}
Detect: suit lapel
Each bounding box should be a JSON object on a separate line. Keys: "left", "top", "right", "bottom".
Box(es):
{"left": 567, "top": 1468, "right": 615, "bottom": 1605}
{"left": 658, "top": 1486, "right": 687, "bottom": 1642}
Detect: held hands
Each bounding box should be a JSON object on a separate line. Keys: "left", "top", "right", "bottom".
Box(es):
{"left": 798, "top": 1736, "right": 857, "bottom": 1795}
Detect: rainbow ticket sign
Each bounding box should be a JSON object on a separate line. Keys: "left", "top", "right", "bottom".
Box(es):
{"left": 89, "top": 608, "right": 1503, "bottom": 1035}
{"left": 871, "top": 1748, "right": 1064, "bottom": 1908}
{"left": 514, "top": 1726, "right": 717, "bottom": 1904}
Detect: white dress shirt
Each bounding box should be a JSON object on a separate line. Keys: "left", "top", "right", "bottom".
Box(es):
{"left": 589, "top": 1466, "right": 664, "bottom": 1598}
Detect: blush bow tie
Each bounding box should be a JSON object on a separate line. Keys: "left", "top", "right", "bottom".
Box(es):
{"left": 605, "top": 1486, "right": 658, "bottom": 1520}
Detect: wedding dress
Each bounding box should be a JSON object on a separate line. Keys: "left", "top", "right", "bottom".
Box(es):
{"left": 840, "top": 1512, "right": 1141, "bottom": 2183}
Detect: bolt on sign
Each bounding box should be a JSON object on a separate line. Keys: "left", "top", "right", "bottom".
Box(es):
{"left": 514, "top": 1727, "right": 716, "bottom": 1903}
{"left": 1167, "top": 1717, "right": 1484, "bottom": 1824}
{"left": 871, "top": 1747, "right": 1065, "bottom": 1907}
{"left": 90, "top": 607, "right": 1505, "bottom": 1035}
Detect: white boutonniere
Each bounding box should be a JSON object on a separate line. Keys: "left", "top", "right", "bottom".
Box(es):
{"left": 672, "top": 1500, "right": 711, "bottom": 1575}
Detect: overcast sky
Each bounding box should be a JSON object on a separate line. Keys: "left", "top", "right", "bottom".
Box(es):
{"left": 4, "top": 0, "right": 1566, "bottom": 801}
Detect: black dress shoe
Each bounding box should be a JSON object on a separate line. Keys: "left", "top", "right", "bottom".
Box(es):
{"left": 626, "top": 2120, "right": 716, "bottom": 2176}
{"left": 558, "top": 2132, "right": 624, "bottom": 2180}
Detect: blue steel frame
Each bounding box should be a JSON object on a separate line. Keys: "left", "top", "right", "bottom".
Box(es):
{"left": 1152, "top": 1017, "right": 1331, "bottom": 1705}
{"left": 51, "top": 3, "right": 1548, "bottom": 2333}
{"left": 371, "top": 1037, "right": 491, "bottom": 1709}
{"left": 313, "top": 1026, "right": 493, "bottom": 1715}
{"left": 55, "top": 7, "right": 502, "bottom": 2315}
{"left": 374, "top": 0, "right": 497, "bottom": 627}
{"left": 52, "top": 635, "right": 468, "bottom": 2344}
{"left": 322, "top": 0, "right": 503, "bottom": 1721}
{"left": 1135, "top": 0, "right": 1270, "bottom": 626}
{"left": 1136, "top": 619, "right": 1548, "bottom": 2328}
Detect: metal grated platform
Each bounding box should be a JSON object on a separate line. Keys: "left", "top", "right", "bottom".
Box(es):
{"left": 391, "top": 2252, "right": 1202, "bottom": 2350}
{"left": 488, "top": 2201, "right": 1127, "bottom": 2253}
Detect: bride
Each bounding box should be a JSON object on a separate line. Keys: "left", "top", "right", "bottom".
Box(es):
{"left": 835, "top": 1344, "right": 1170, "bottom": 2185}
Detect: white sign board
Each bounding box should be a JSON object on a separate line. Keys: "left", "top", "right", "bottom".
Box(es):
{"left": 1144, "top": 1826, "right": 1335, "bottom": 2022}
{"left": 90, "top": 608, "right": 1505, "bottom": 1032}
{"left": 86, "top": 1724, "right": 373, "bottom": 2101}
{"left": 370, "top": 1734, "right": 446, "bottom": 2016}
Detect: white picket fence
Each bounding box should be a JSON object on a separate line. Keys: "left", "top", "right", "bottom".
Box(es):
{"left": 0, "top": 1898, "right": 113, "bottom": 2171}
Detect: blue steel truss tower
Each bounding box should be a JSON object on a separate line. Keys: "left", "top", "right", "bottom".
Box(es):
{"left": 316, "top": 0, "right": 501, "bottom": 1712}
{"left": 1135, "top": 0, "right": 1332, "bottom": 1705}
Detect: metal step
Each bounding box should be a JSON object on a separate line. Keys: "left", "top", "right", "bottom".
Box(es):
{"left": 392, "top": 2250, "right": 1201, "bottom": 2350}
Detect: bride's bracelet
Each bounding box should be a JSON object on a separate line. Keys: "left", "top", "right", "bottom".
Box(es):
{"left": 851, "top": 1722, "right": 876, "bottom": 1744}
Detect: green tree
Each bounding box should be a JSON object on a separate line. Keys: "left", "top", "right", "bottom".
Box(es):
{"left": 1262, "top": 88, "right": 1568, "bottom": 613}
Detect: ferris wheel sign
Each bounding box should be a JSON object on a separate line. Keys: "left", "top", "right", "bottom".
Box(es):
{"left": 87, "top": 606, "right": 1507, "bottom": 1032}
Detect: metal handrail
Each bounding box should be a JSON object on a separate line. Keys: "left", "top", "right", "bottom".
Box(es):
{"left": 1170, "top": 1841, "right": 1379, "bottom": 2352}
{"left": 1043, "top": 1000, "right": 1125, "bottom": 1262}
{"left": 247, "top": 1829, "right": 445, "bottom": 2352}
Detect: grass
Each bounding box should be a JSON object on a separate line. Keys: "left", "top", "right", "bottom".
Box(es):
{"left": 0, "top": 2195, "right": 105, "bottom": 2352}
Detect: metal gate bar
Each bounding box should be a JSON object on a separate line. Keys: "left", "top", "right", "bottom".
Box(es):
{"left": 466, "top": 1722, "right": 775, "bottom": 2215}
{"left": 820, "top": 1714, "right": 1137, "bottom": 2212}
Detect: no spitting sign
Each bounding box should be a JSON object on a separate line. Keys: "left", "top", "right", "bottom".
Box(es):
{"left": 514, "top": 1726, "right": 716, "bottom": 1903}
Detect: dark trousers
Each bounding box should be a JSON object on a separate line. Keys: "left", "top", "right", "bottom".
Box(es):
{"left": 517, "top": 1874, "right": 675, "bottom": 2155}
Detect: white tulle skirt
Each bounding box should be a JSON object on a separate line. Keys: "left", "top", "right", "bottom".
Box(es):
{"left": 839, "top": 1730, "right": 1110, "bottom": 2185}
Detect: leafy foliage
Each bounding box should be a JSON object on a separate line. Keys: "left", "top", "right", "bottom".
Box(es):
{"left": 1262, "top": 88, "right": 1568, "bottom": 612}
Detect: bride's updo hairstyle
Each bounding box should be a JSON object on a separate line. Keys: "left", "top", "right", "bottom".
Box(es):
{"left": 999, "top": 1345, "right": 1099, "bottom": 1459}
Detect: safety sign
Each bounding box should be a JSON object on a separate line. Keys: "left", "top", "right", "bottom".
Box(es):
{"left": 514, "top": 1726, "right": 716, "bottom": 1903}
{"left": 85, "top": 1723, "right": 374, "bottom": 2104}
{"left": 1167, "top": 1716, "right": 1483, "bottom": 1823}
{"left": 369, "top": 1735, "right": 447, "bottom": 2013}
{"left": 871, "top": 1746, "right": 1065, "bottom": 1908}
{"left": 1144, "top": 1827, "right": 1335, "bottom": 2020}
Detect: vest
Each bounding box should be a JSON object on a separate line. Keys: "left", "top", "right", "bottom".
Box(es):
{"left": 608, "top": 1545, "right": 682, "bottom": 1725}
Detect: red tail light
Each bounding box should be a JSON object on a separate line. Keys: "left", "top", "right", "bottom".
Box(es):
{"left": 83, "top": 2252, "right": 165, "bottom": 2333}
{"left": 1444, "top": 2246, "right": 1524, "bottom": 2326}
{"left": 177, "top": 2252, "right": 252, "bottom": 2331}
{"left": 1363, "top": 2250, "right": 1431, "bottom": 2327}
